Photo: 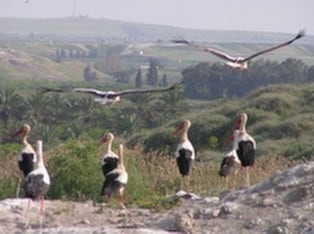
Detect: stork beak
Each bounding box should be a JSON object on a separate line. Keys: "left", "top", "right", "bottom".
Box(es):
{"left": 172, "top": 122, "right": 183, "bottom": 136}
{"left": 11, "top": 127, "right": 23, "bottom": 139}
{"left": 226, "top": 133, "right": 234, "bottom": 144}
{"left": 233, "top": 118, "right": 241, "bottom": 130}
{"left": 99, "top": 137, "right": 107, "bottom": 146}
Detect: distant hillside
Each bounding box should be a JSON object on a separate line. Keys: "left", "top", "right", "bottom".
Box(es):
{"left": 0, "top": 17, "right": 313, "bottom": 44}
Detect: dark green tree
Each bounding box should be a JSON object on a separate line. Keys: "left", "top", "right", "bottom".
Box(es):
{"left": 147, "top": 58, "right": 159, "bottom": 86}
{"left": 84, "top": 65, "right": 97, "bottom": 81}
{"left": 55, "top": 48, "right": 61, "bottom": 63}
{"left": 160, "top": 74, "right": 168, "bottom": 87}
{"left": 306, "top": 65, "right": 314, "bottom": 82}
{"left": 135, "top": 68, "right": 143, "bottom": 88}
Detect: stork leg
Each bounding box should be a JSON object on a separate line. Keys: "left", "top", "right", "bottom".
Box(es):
{"left": 242, "top": 166, "right": 250, "bottom": 188}
{"left": 24, "top": 198, "right": 32, "bottom": 228}
{"left": 224, "top": 176, "right": 229, "bottom": 190}
{"left": 231, "top": 167, "right": 240, "bottom": 190}
{"left": 118, "top": 187, "right": 126, "bottom": 209}
{"left": 231, "top": 173, "right": 237, "bottom": 190}
{"left": 180, "top": 176, "right": 187, "bottom": 191}
{"left": 16, "top": 178, "right": 22, "bottom": 198}
{"left": 39, "top": 197, "right": 45, "bottom": 228}
{"left": 107, "top": 193, "right": 113, "bottom": 207}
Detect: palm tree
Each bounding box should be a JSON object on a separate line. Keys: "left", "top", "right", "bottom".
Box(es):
{"left": 0, "top": 87, "right": 26, "bottom": 128}
{"left": 158, "top": 88, "right": 184, "bottom": 117}
{"left": 24, "top": 92, "right": 50, "bottom": 125}
{"left": 44, "top": 94, "right": 69, "bottom": 124}
{"left": 128, "top": 93, "right": 161, "bottom": 128}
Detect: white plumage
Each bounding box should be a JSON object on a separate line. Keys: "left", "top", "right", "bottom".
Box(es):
{"left": 175, "top": 140, "right": 195, "bottom": 160}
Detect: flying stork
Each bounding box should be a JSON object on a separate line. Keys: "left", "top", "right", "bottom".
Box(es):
{"left": 41, "top": 81, "right": 182, "bottom": 106}
{"left": 172, "top": 29, "right": 305, "bottom": 70}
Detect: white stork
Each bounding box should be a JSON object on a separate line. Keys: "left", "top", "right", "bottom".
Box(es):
{"left": 25, "top": 140, "right": 50, "bottom": 228}
{"left": 173, "top": 119, "right": 195, "bottom": 191}
{"left": 101, "top": 144, "right": 128, "bottom": 209}
{"left": 41, "top": 81, "right": 182, "bottom": 106}
{"left": 11, "top": 124, "right": 37, "bottom": 197}
{"left": 219, "top": 129, "right": 241, "bottom": 190}
{"left": 99, "top": 132, "right": 119, "bottom": 177}
{"left": 172, "top": 29, "right": 305, "bottom": 70}
{"left": 233, "top": 112, "right": 256, "bottom": 188}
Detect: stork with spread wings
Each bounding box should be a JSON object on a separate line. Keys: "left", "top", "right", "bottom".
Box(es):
{"left": 172, "top": 29, "right": 305, "bottom": 70}
{"left": 41, "top": 81, "right": 183, "bottom": 106}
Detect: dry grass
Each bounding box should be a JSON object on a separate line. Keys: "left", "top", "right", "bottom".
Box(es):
{"left": 123, "top": 147, "right": 299, "bottom": 202}
{"left": 0, "top": 142, "right": 302, "bottom": 208}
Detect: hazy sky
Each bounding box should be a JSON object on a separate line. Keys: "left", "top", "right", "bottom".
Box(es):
{"left": 1, "top": 0, "right": 313, "bottom": 34}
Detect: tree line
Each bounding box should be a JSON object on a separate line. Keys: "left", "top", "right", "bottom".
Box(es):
{"left": 181, "top": 58, "right": 314, "bottom": 100}
{"left": 0, "top": 86, "right": 184, "bottom": 146}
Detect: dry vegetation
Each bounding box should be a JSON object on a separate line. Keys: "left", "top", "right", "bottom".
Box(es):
{"left": 0, "top": 141, "right": 300, "bottom": 210}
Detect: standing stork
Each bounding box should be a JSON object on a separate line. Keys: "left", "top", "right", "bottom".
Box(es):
{"left": 25, "top": 140, "right": 50, "bottom": 228}
{"left": 99, "top": 132, "right": 119, "bottom": 177}
{"left": 11, "top": 124, "right": 37, "bottom": 197}
{"left": 173, "top": 119, "right": 195, "bottom": 191}
{"left": 172, "top": 29, "right": 305, "bottom": 70}
{"left": 219, "top": 129, "right": 241, "bottom": 190}
{"left": 233, "top": 112, "right": 256, "bottom": 188}
{"left": 101, "top": 144, "right": 128, "bottom": 209}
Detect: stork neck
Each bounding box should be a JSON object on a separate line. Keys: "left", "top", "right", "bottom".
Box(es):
{"left": 36, "top": 141, "right": 44, "bottom": 167}
{"left": 179, "top": 130, "right": 189, "bottom": 142}
{"left": 22, "top": 133, "right": 30, "bottom": 147}
{"left": 118, "top": 144, "right": 125, "bottom": 170}
{"left": 240, "top": 126, "right": 247, "bottom": 134}
{"left": 239, "top": 115, "right": 247, "bottom": 134}
{"left": 106, "top": 139, "right": 113, "bottom": 154}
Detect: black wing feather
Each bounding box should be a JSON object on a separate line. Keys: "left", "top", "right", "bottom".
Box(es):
{"left": 243, "top": 29, "right": 306, "bottom": 62}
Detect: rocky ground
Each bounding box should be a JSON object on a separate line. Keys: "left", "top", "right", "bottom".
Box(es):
{"left": 0, "top": 161, "right": 313, "bottom": 234}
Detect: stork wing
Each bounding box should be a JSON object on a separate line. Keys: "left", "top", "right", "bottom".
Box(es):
{"left": 204, "top": 48, "right": 238, "bottom": 62}
{"left": 243, "top": 29, "right": 306, "bottom": 62}
{"left": 41, "top": 87, "right": 113, "bottom": 98}
{"left": 72, "top": 88, "right": 113, "bottom": 98}
{"left": 40, "top": 87, "right": 72, "bottom": 93}
{"left": 115, "top": 81, "right": 183, "bottom": 96}
{"left": 172, "top": 39, "right": 237, "bottom": 62}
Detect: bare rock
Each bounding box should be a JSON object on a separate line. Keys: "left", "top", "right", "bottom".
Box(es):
{"left": 220, "top": 201, "right": 241, "bottom": 214}
{"left": 174, "top": 211, "right": 194, "bottom": 234}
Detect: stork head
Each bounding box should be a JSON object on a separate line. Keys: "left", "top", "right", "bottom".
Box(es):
{"left": 99, "top": 132, "right": 114, "bottom": 145}
{"left": 172, "top": 119, "right": 191, "bottom": 136}
{"left": 11, "top": 124, "right": 31, "bottom": 139}
{"left": 233, "top": 112, "right": 248, "bottom": 133}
